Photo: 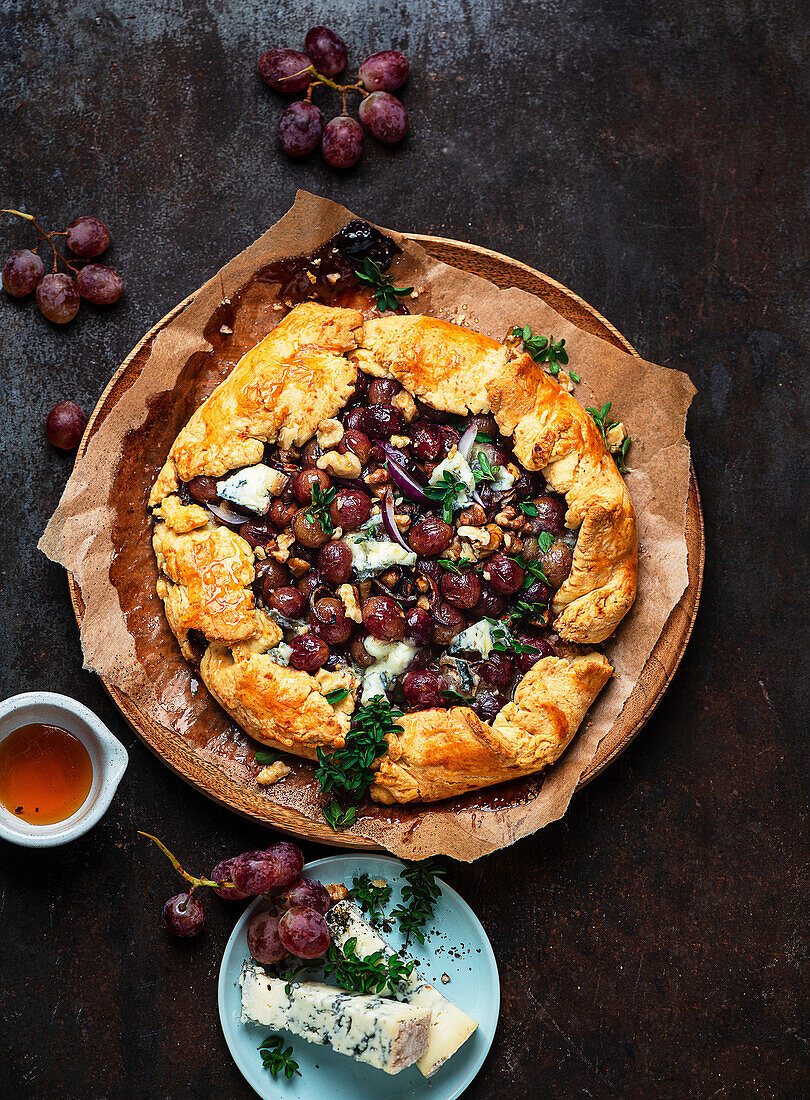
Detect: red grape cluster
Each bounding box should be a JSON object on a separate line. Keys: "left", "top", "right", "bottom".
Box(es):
{"left": 258, "top": 26, "right": 410, "bottom": 168}
{"left": 141, "top": 832, "right": 333, "bottom": 962}
{"left": 2, "top": 209, "right": 123, "bottom": 323}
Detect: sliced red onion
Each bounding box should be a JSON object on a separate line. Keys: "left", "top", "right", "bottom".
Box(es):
{"left": 382, "top": 493, "right": 411, "bottom": 551}
{"left": 206, "top": 501, "right": 247, "bottom": 527}
{"left": 457, "top": 422, "right": 478, "bottom": 460}
{"left": 332, "top": 476, "right": 369, "bottom": 493}
{"left": 382, "top": 443, "right": 430, "bottom": 504}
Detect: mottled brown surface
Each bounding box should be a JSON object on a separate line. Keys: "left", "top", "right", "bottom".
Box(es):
{"left": 1, "top": 1, "right": 807, "bottom": 1097}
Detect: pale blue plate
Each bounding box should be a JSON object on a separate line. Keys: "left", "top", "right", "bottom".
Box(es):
{"left": 218, "top": 853, "right": 499, "bottom": 1100}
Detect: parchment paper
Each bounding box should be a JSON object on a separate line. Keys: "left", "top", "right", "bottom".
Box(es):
{"left": 40, "top": 191, "right": 696, "bottom": 861}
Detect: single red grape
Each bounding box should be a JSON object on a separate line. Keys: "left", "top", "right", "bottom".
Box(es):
{"left": 36, "top": 273, "right": 80, "bottom": 323}
{"left": 358, "top": 50, "right": 410, "bottom": 92}
{"left": 45, "top": 401, "right": 87, "bottom": 449}
{"left": 65, "top": 216, "right": 110, "bottom": 258}
{"left": 262, "top": 841, "right": 305, "bottom": 891}
{"left": 321, "top": 116, "right": 364, "bottom": 168}
{"left": 2, "top": 249, "right": 44, "bottom": 297}
{"left": 276, "top": 877, "right": 332, "bottom": 915}
{"left": 76, "top": 263, "right": 123, "bottom": 305}
{"left": 258, "top": 48, "right": 312, "bottom": 93}
{"left": 278, "top": 100, "right": 324, "bottom": 157}
{"left": 162, "top": 892, "right": 206, "bottom": 937}
{"left": 247, "top": 909, "right": 289, "bottom": 965}
{"left": 278, "top": 905, "right": 331, "bottom": 958}
{"left": 304, "top": 26, "right": 347, "bottom": 77}
{"left": 358, "top": 93, "right": 409, "bottom": 143}
{"left": 210, "top": 857, "right": 251, "bottom": 900}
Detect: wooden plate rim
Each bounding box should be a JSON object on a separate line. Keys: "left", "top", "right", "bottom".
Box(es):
{"left": 67, "top": 234, "right": 703, "bottom": 849}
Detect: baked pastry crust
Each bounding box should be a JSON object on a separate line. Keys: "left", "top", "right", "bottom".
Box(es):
{"left": 150, "top": 303, "right": 638, "bottom": 804}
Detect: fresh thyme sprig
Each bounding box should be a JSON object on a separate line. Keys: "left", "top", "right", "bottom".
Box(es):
{"left": 348, "top": 872, "right": 392, "bottom": 924}
{"left": 323, "top": 937, "right": 416, "bottom": 995}
{"left": 424, "top": 471, "right": 467, "bottom": 523}
{"left": 506, "top": 599, "right": 549, "bottom": 626}
{"left": 517, "top": 547, "right": 552, "bottom": 588}
{"left": 355, "top": 257, "right": 414, "bottom": 312}
{"left": 485, "top": 619, "right": 539, "bottom": 656}
{"left": 511, "top": 324, "right": 580, "bottom": 382}
{"left": 471, "top": 452, "right": 500, "bottom": 484}
{"left": 437, "top": 558, "right": 482, "bottom": 575}
{"left": 586, "top": 400, "right": 631, "bottom": 474}
{"left": 258, "top": 1035, "right": 301, "bottom": 1079}
{"left": 316, "top": 697, "right": 404, "bottom": 831}
{"left": 391, "top": 859, "right": 446, "bottom": 947}
{"left": 306, "top": 482, "right": 337, "bottom": 534}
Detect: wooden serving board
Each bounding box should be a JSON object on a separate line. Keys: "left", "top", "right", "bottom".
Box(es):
{"left": 68, "top": 235, "right": 704, "bottom": 848}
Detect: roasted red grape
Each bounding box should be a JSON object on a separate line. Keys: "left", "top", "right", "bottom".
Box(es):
{"left": 76, "top": 263, "right": 123, "bottom": 305}
{"left": 402, "top": 669, "right": 445, "bottom": 708}
{"left": 328, "top": 488, "right": 371, "bottom": 530}
{"left": 358, "top": 50, "right": 409, "bottom": 92}
{"left": 2, "top": 248, "right": 44, "bottom": 296}
{"left": 162, "top": 892, "right": 206, "bottom": 937}
{"left": 259, "top": 48, "right": 312, "bottom": 93}
{"left": 338, "top": 427, "right": 372, "bottom": 464}
{"left": 514, "top": 635, "right": 555, "bottom": 673}
{"left": 36, "top": 273, "right": 79, "bottom": 323}
{"left": 297, "top": 570, "right": 322, "bottom": 602}
{"left": 288, "top": 632, "right": 329, "bottom": 671}
{"left": 484, "top": 553, "right": 525, "bottom": 595}
{"left": 186, "top": 475, "right": 219, "bottom": 504}
{"left": 408, "top": 515, "right": 452, "bottom": 556}
{"left": 311, "top": 597, "right": 352, "bottom": 644}
{"left": 278, "top": 905, "right": 330, "bottom": 958}
{"left": 404, "top": 607, "right": 433, "bottom": 646}
{"left": 367, "top": 378, "right": 401, "bottom": 404}
{"left": 279, "top": 100, "right": 324, "bottom": 157}
{"left": 410, "top": 421, "right": 442, "bottom": 460}
{"left": 541, "top": 541, "right": 574, "bottom": 589}
{"left": 317, "top": 540, "right": 353, "bottom": 584}
{"left": 269, "top": 498, "right": 297, "bottom": 528}
{"left": 527, "top": 495, "right": 567, "bottom": 535}
{"left": 440, "top": 570, "right": 481, "bottom": 609}
{"left": 433, "top": 602, "right": 466, "bottom": 644}
{"left": 358, "top": 92, "right": 409, "bottom": 143}
{"left": 292, "top": 508, "right": 330, "bottom": 547}
{"left": 363, "top": 595, "right": 405, "bottom": 641}
{"left": 350, "top": 634, "right": 376, "bottom": 668}
{"left": 210, "top": 857, "right": 251, "bottom": 900}
{"left": 293, "top": 467, "right": 331, "bottom": 504}
{"left": 65, "top": 216, "right": 110, "bottom": 258}
{"left": 343, "top": 408, "right": 366, "bottom": 432}
{"left": 304, "top": 26, "right": 347, "bottom": 77}
{"left": 247, "top": 909, "right": 288, "bottom": 965}
{"left": 321, "top": 116, "right": 364, "bottom": 168}
{"left": 476, "top": 652, "right": 515, "bottom": 690}
{"left": 266, "top": 585, "right": 306, "bottom": 619}
{"left": 472, "top": 585, "right": 508, "bottom": 618}
{"left": 276, "top": 877, "right": 332, "bottom": 915}
{"left": 471, "top": 690, "right": 508, "bottom": 723}
{"left": 241, "top": 520, "right": 274, "bottom": 549}
{"left": 45, "top": 401, "right": 86, "bottom": 449}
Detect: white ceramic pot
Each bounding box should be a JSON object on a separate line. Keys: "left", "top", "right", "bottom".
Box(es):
{"left": 0, "top": 692, "right": 128, "bottom": 848}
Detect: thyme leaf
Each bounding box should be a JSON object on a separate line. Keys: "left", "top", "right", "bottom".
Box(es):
{"left": 355, "top": 257, "right": 413, "bottom": 313}
{"left": 258, "top": 1036, "right": 301, "bottom": 1079}
{"left": 391, "top": 859, "right": 446, "bottom": 947}
{"left": 306, "top": 482, "right": 337, "bottom": 534}
{"left": 424, "top": 471, "right": 467, "bottom": 523}
{"left": 348, "top": 872, "right": 392, "bottom": 924}
{"left": 324, "top": 937, "right": 416, "bottom": 995}
{"left": 586, "top": 400, "right": 631, "bottom": 474}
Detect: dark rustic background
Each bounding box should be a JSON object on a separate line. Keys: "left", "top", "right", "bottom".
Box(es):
{"left": 1, "top": 1, "right": 807, "bottom": 1097}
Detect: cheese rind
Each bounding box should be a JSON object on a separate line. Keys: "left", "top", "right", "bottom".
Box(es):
{"left": 325, "top": 901, "right": 479, "bottom": 1077}
{"left": 239, "top": 964, "right": 431, "bottom": 1075}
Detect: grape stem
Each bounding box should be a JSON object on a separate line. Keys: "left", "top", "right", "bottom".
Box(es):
{"left": 137, "top": 830, "right": 236, "bottom": 890}
{"left": 1, "top": 207, "right": 80, "bottom": 275}
{"left": 281, "top": 65, "right": 368, "bottom": 97}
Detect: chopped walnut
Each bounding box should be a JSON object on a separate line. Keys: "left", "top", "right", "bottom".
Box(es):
{"left": 394, "top": 512, "right": 412, "bottom": 532}
{"left": 416, "top": 595, "right": 431, "bottom": 610}
{"left": 495, "top": 505, "right": 525, "bottom": 530}
{"left": 458, "top": 503, "right": 487, "bottom": 527}
{"left": 415, "top": 575, "right": 431, "bottom": 594}
{"left": 326, "top": 883, "right": 349, "bottom": 902}
{"left": 270, "top": 531, "right": 295, "bottom": 562}
{"left": 287, "top": 556, "right": 311, "bottom": 577}
{"left": 325, "top": 272, "right": 340, "bottom": 285}
{"left": 389, "top": 434, "right": 410, "bottom": 449}
{"left": 557, "top": 370, "right": 574, "bottom": 393}
{"left": 365, "top": 468, "right": 389, "bottom": 488}
{"left": 391, "top": 389, "right": 418, "bottom": 423}
{"left": 457, "top": 525, "right": 500, "bottom": 559}
{"left": 317, "top": 418, "right": 344, "bottom": 449}
{"left": 317, "top": 450, "right": 362, "bottom": 478}
{"left": 305, "top": 270, "right": 317, "bottom": 284}
{"left": 380, "top": 569, "right": 400, "bottom": 587}
{"left": 503, "top": 532, "right": 524, "bottom": 554}
{"left": 443, "top": 537, "right": 463, "bottom": 562}
{"left": 257, "top": 761, "right": 291, "bottom": 786}
{"left": 337, "top": 583, "right": 362, "bottom": 623}
{"left": 253, "top": 545, "right": 267, "bottom": 561}
{"left": 606, "top": 421, "right": 627, "bottom": 452}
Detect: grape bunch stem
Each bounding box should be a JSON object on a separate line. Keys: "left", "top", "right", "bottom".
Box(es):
{"left": 284, "top": 64, "right": 367, "bottom": 99}
{"left": 2, "top": 208, "right": 78, "bottom": 275}
{"left": 138, "top": 830, "right": 235, "bottom": 894}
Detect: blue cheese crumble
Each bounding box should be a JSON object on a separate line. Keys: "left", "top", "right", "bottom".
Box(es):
{"left": 215, "top": 463, "right": 287, "bottom": 515}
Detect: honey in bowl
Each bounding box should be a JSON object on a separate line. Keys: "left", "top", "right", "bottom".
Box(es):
{"left": 0, "top": 723, "right": 93, "bottom": 825}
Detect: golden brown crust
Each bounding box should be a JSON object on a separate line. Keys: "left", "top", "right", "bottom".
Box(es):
{"left": 150, "top": 304, "right": 636, "bottom": 805}
{"left": 354, "top": 315, "right": 509, "bottom": 415}
{"left": 487, "top": 353, "right": 637, "bottom": 643}
{"left": 370, "top": 653, "right": 612, "bottom": 803}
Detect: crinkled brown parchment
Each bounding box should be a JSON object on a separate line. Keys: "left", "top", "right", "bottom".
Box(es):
{"left": 39, "top": 191, "right": 696, "bottom": 861}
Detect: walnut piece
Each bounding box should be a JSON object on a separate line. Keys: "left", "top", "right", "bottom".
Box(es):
{"left": 316, "top": 418, "right": 344, "bottom": 449}
{"left": 270, "top": 531, "right": 295, "bottom": 562}
{"left": 391, "top": 389, "right": 418, "bottom": 423}
{"left": 326, "top": 883, "right": 349, "bottom": 902}
{"left": 287, "top": 556, "right": 311, "bottom": 577}
{"left": 257, "top": 760, "right": 291, "bottom": 786}
{"left": 458, "top": 503, "right": 487, "bottom": 527}
{"left": 365, "top": 468, "right": 389, "bottom": 487}
{"left": 337, "top": 583, "right": 363, "bottom": 623}
{"left": 317, "top": 450, "right": 362, "bottom": 478}
{"left": 495, "top": 505, "right": 525, "bottom": 530}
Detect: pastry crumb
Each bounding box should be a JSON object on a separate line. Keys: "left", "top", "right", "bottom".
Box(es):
{"left": 441, "top": 973, "right": 450, "bottom": 984}
{"left": 326, "top": 883, "right": 349, "bottom": 902}
{"left": 257, "top": 761, "right": 291, "bottom": 786}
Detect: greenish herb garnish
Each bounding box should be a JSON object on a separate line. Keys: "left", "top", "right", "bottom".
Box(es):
{"left": 324, "top": 937, "right": 416, "bottom": 995}
{"left": 586, "top": 400, "right": 631, "bottom": 474}
{"left": 306, "top": 482, "right": 337, "bottom": 534}
{"left": 391, "top": 859, "right": 446, "bottom": 947}
{"left": 485, "top": 619, "right": 540, "bottom": 655}
{"left": 316, "top": 697, "right": 404, "bottom": 831}
{"left": 258, "top": 1036, "right": 301, "bottom": 1079}
{"left": 475, "top": 432, "right": 494, "bottom": 443}
{"left": 507, "top": 599, "right": 549, "bottom": 625}
{"left": 518, "top": 501, "right": 539, "bottom": 516}
{"left": 424, "top": 470, "right": 467, "bottom": 523}
{"left": 516, "top": 550, "right": 552, "bottom": 589}
{"left": 355, "top": 257, "right": 414, "bottom": 313}
{"left": 323, "top": 687, "right": 350, "bottom": 706}
{"left": 437, "top": 558, "right": 482, "bottom": 575}
{"left": 471, "top": 452, "right": 500, "bottom": 484}
{"left": 511, "top": 324, "right": 579, "bottom": 379}
{"left": 348, "top": 872, "right": 392, "bottom": 924}
{"left": 441, "top": 688, "right": 475, "bottom": 706}
{"left": 254, "top": 750, "right": 282, "bottom": 766}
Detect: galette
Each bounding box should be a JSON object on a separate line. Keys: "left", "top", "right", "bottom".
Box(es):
{"left": 149, "top": 299, "right": 637, "bottom": 808}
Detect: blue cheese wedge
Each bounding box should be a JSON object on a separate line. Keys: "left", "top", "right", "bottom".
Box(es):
{"left": 360, "top": 639, "right": 417, "bottom": 702}
{"left": 239, "top": 964, "right": 430, "bottom": 1075}
{"left": 215, "top": 463, "right": 287, "bottom": 515}
{"left": 345, "top": 531, "right": 417, "bottom": 579}
{"left": 326, "top": 901, "right": 479, "bottom": 1077}
{"left": 428, "top": 449, "right": 475, "bottom": 511}
{"left": 449, "top": 618, "right": 496, "bottom": 658}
